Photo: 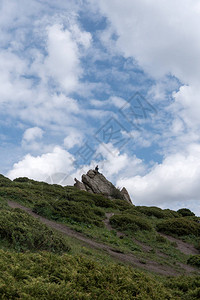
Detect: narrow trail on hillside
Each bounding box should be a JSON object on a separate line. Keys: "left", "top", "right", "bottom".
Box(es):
{"left": 159, "top": 233, "right": 199, "bottom": 255}
{"left": 103, "top": 211, "right": 199, "bottom": 256}
{"left": 7, "top": 200, "right": 199, "bottom": 276}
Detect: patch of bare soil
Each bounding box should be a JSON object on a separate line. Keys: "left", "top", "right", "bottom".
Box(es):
{"left": 159, "top": 233, "right": 199, "bottom": 255}
{"left": 7, "top": 200, "right": 200, "bottom": 276}
{"left": 103, "top": 212, "right": 115, "bottom": 231}
{"left": 103, "top": 212, "right": 125, "bottom": 238}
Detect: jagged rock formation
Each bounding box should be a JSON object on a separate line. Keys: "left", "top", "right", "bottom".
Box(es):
{"left": 74, "top": 178, "right": 87, "bottom": 191}
{"left": 120, "top": 187, "right": 132, "bottom": 203}
{"left": 74, "top": 169, "right": 132, "bottom": 204}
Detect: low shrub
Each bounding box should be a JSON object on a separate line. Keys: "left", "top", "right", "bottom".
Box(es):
{"left": 164, "top": 275, "right": 200, "bottom": 299}
{"left": 156, "top": 234, "right": 168, "bottom": 243}
{"left": 135, "top": 206, "right": 180, "bottom": 219}
{"left": 187, "top": 255, "right": 200, "bottom": 267}
{"left": 0, "top": 174, "right": 12, "bottom": 187}
{"left": 13, "top": 177, "right": 30, "bottom": 183}
{"left": 110, "top": 186, "right": 124, "bottom": 200}
{"left": 0, "top": 209, "right": 70, "bottom": 253}
{"left": 33, "top": 200, "right": 105, "bottom": 227}
{"left": 0, "top": 250, "right": 173, "bottom": 300}
{"left": 136, "top": 206, "right": 166, "bottom": 218}
{"left": 156, "top": 218, "right": 200, "bottom": 237}
{"left": 177, "top": 208, "right": 195, "bottom": 217}
{"left": 110, "top": 214, "right": 152, "bottom": 232}
{"left": 114, "top": 199, "right": 133, "bottom": 211}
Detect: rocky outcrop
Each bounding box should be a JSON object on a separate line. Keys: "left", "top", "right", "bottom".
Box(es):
{"left": 120, "top": 187, "right": 132, "bottom": 203}
{"left": 74, "top": 178, "right": 87, "bottom": 191}
{"left": 74, "top": 169, "right": 132, "bottom": 204}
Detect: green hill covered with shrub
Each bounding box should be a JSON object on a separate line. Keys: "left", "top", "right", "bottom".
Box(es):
{"left": 0, "top": 174, "right": 200, "bottom": 299}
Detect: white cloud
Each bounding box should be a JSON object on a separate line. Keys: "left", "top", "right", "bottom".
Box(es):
{"left": 0, "top": 3, "right": 91, "bottom": 131}
{"left": 117, "top": 144, "right": 200, "bottom": 215}
{"left": 97, "top": 0, "right": 200, "bottom": 84}
{"left": 23, "top": 127, "right": 44, "bottom": 142}
{"left": 96, "top": 0, "right": 200, "bottom": 135}
{"left": 64, "top": 128, "right": 84, "bottom": 149}
{"left": 43, "top": 24, "right": 82, "bottom": 93}
{"left": 21, "top": 127, "right": 45, "bottom": 151}
{"left": 172, "top": 85, "right": 200, "bottom": 130}
{"left": 7, "top": 146, "right": 74, "bottom": 182}
{"left": 93, "top": 143, "right": 145, "bottom": 181}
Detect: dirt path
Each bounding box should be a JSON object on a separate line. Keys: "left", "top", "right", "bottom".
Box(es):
{"left": 103, "top": 212, "right": 125, "bottom": 238}
{"left": 103, "top": 213, "right": 115, "bottom": 231}
{"left": 7, "top": 200, "right": 199, "bottom": 276}
{"left": 159, "top": 233, "right": 199, "bottom": 255}
{"left": 103, "top": 211, "right": 199, "bottom": 256}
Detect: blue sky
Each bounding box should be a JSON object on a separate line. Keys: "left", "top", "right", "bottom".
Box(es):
{"left": 1, "top": 0, "right": 200, "bottom": 215}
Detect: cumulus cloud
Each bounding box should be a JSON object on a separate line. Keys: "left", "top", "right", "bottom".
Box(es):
{"left": 43, "top": 23, "right": 90, "bottom": 93}
{"left": 7, "top": 146, "right": 74, "bottom": 182}
{"left": 71, "top": 143, "right": 146, "bottom": 183}
{"left": 117, "top": 144, "right": 200, "bottom": 215}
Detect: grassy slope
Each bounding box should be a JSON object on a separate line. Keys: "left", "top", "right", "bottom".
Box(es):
{"left": 0, "top": 174, "right": 200, "bottom": 299}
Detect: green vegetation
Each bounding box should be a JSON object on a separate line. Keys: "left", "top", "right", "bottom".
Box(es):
{"left": 187, "top": 255, "right": 200, "bottom": 267}
{"left": 164, "top": 275, "right": 200, "bottom": 299}
{"left": 136, "top": 206, "right": 180, "bottom": 219}
{"left": 156, "top": 218, "right": 200, "bottom": 237}
{"left": 0, "top": 250, "right": 175, "bottom": 300}
{"left": 110, "top": 213, "right": 152, "bottom": 232}
{"left": 0, "top": 174, "right": 200, "bottom": 299}
{"left": 177, "top": 208, "right": 195, "bottom": 217}
{"left": 0, "top": 208, "right": 70, "bottom": 253}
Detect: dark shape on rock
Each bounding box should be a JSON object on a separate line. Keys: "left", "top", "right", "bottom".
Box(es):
{"left": 74, "top": 169, "right": 132, "bottom": 204}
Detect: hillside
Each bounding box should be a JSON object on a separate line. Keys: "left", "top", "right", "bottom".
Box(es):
{"left": 0, "top": 174, "right": 200, "bottom": 299}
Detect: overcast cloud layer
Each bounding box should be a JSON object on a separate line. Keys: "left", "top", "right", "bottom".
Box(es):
{"left": 1, "top": 0, "right": 200, "bottom": 215}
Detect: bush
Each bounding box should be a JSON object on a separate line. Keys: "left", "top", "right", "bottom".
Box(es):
{"left": 0, "top": 174, "right": 12, "bottom": 187}
{"left": 110, "top": 186, "right": 124, "bottom": 200}
{"left": 187, "top": 255, "right": 200, "bottom": 267}
{"left": 114, "top": 199, "right": 133, "bottom": 211}
{"left": 177, "top": 208, "right": 195, "bottom": 217}
{"left": 0, "top": 209, "right": 70, "bottom": 253}
{"left": 135, "top": 206, "right": 180, "bottom": 219}
{"left": 110, "top": 214, "right": 152, "bottom": 232}
{"left": 33, "top": 200, "right": 105, "bottom": 227}
{"left": 13, "top": 177, "right": 30, "bottom": 183}
{"left": 136, "top": 206, "right": 166, "bottom": 218}
{"left": 156, "top": 218, "right": 200, "bottom": 237}
{"left": 156, "top": 234, "right": 168, "bottom": 243}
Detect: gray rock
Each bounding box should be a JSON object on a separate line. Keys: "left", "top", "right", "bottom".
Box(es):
{"left": 74, "top": 169, "right": 132, "bottom": 204}
{"left": 74, "top": 178, "right": 87, "bottom": 191}
{"left": 121, "top": 187, "right": 132, "bottom": 204}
